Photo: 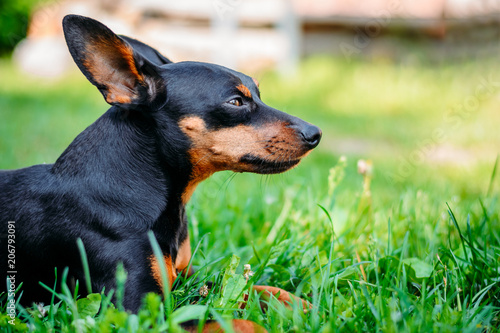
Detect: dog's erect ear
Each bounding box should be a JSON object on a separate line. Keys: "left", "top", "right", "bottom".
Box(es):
{"left": 63, "top": 15, "right": 164, "bottom": 107}
{"left": 119, "top": 35, "right": 172, "bottom": 66}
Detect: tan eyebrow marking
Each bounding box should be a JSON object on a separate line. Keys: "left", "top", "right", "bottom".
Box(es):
{"left": 252, "top": 77, "right": 259, "bottom": 88}
{"left": 236, "top": 84, "right": 252, "bottom": 98}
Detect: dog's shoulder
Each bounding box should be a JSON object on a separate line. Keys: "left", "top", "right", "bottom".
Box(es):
{"left": 0, "top": 164, "right": 53, "bottom": 187}
{"left": 0, "top": 164, "right": 55, "bottom": 222}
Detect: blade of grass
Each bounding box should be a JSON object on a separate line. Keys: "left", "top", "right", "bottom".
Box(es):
{"left": 387, "top": 218, "right": 392, "bottom": 255}
{"left": 317, "top": 203, "right": 336, "bottom": 313}
{"left": 148, "top": 231, "right": 172, "bottom": 313}
{"left": 447, "top": 203, "right": 469, "bottom": 262}
{"left": 77, "top": 238, "right": 92, "bottom": 294}
{"left": 486, "top": 154, "right": 498, "bottom": 197}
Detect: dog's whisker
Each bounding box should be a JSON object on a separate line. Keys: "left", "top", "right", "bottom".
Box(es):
{"left": 222, "top": 172, "right": 238, "bottom": 193}
{"left": 192, "top": 151, "right": 216, "bottom": 167}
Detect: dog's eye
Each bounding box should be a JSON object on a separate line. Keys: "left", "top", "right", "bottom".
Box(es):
{"left": 228, "top": 98, "right": 243, "bottom": 107}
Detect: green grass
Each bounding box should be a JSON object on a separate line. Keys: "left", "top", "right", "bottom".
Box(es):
{"left": 1, "top": 54, "right": 499, "bottom": 332}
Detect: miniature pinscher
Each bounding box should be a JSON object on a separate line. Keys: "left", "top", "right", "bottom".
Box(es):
{"left": 0, "top": 15, "right": 321, "bottom": 332}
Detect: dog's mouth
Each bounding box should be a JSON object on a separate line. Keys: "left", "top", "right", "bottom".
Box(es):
{"left": 239, "top": 154, "right": 301, "bottom": 174}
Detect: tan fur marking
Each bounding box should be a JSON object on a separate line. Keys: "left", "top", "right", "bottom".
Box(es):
{"left": 83, "top": 37, "right": 143, "bottom": 104}
{"left": 252, "top": 77, "right": 260, "bottom": 88}
{"left": 149, "top": 255, "right": 176, "bottom": 289}
{"left": 175, "top": 236, "right": 192, "bottom": 275}
{"left": 181, "top": 183, "right": 198, "bottom": 206}
{"left": 253, "top": 285, "right": 311, "bottom": 312}
{"left": 183, "top": 319, "right": 267, "bottom": 333}
{"left": 236, "top": 84, "right": 252, "bottom": 98}
{"left": 231, "top": 320, "right": 267, "bottom": 333}
{"left": 104, "top": 92, "right": 132, "bottom": 105}
{"left": 179, "top": 116, "right": 310, "bottom": 204}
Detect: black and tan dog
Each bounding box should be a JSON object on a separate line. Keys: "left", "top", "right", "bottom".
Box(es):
{"left": 0, "top": 15, "right": 321, "bottom": 331}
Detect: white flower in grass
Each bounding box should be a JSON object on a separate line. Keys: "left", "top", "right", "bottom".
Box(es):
{"left": 199, "top": 284, "right": 209, "bottom": 297}
{"left": 357, "top": 159, "right": 373, "bottom": 176}
{"left": 36, "top": 303, "right": 47, "bottom": 318}
{"left": 243, "top": 264, "right": 254, "bottom": 281}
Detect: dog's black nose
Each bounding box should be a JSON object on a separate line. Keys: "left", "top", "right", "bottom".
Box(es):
{"left": 300, "top": 124, "right": 322, "bottom": 149}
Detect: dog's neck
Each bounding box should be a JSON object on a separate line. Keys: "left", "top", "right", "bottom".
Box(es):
{"left": 52, "top": 107, "right": 193, "bottom": 239}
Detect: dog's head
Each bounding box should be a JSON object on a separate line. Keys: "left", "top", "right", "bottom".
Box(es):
{"left": 63, "top": 15, "right": 321, "bottom": 196}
